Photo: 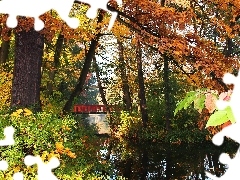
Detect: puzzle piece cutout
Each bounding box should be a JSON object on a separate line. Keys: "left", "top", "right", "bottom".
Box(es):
{"left": 0, "top": 160, "right": 8, "bottom": 171}
{"left": 211, "top": 71, "right": 240, "bottom": 146}
{"left": 0, "top": 126, "right": 15, "bottom": 146}
{"left": 76, "top": 0, "right": 122, "bottom": 30}
{"left": 0, "top": 126, "right": 15, "bottom": 172}
{"left": 206, "top": 70, "right": 240, "bottom": 179}
{"left": 0, "top": 126, "right": 24, "bottom": 180}
{"left": 24, "top": 155, "right": 60, "bottom": 180}
{"left": 0, "top": 0, "right": 122, "bottom": 31}
{"left": 206, "top": 148, "right": 240, "bottom": 179}
{"left": 0, "top": 126, "right": 60, "bottom": 179}
{"left": 12, "top": 172, "right": 24, "bottom": 180}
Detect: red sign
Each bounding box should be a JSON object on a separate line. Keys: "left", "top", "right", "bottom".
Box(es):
{"left": 74, "top": 105, "right": 107, "bottom": 113}
{"left": 73, "top": 104, "right": 121, "bottom": 113}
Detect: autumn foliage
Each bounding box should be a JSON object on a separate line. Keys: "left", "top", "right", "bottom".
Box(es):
{"left": 0, "top": 0, "right": 240, "bottom": 178}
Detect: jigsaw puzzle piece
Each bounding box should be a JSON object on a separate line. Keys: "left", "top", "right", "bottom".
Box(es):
{"left": 0, "top": 0, "right": 51, "bottom": 30}
{"left": 212, "top": 122, "right": 240, "bottom": 146}
{"left": 206, "top": 148, "right": 240, "bottom": 179}
{"left": 12, "top": 172, "right": 24, "bottom": 180}
{"left": 0, "top": 127, "right": 16, "bottom": 178}
{"left": 54, "top": 0, "right": 79, "bottom": 29}
{"left": 33, "top": 19, "right": 45, "bottom": 31}
{"left": 0, "top": 160, "right": 8, "bottom": 171}
{"left": 0, "top": 0, "right": 122, "bottom": 30}
{"left": 75, "top": 0, "right": 122, "bottom": 30}
{"left": 6, "top": 16, "right": 18, "bottom": 29}
{"left": 0, "top": 0, "right": 79, "bottom": 30}
{"left": 206, "top": 70, "right": 240, "bottom": 179}
{"left": 221, "top": 71, "right": 240, "bottom": 121}
{"left": 0, "top": 126, "right": 15, "bottom": 146}
{"left": 6, "top": 13, "right": 45, "bottom": 31}
{"left": 24, "top": 155, "right": 60, "bottom": 180}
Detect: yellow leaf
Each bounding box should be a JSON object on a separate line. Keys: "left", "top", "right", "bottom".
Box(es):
{"left": 11, "top": 112, "right": 20, "bottom": 118}
{"left": 16, "top": 109, "right": 23, "bottom": 114}
{"left": 23, "top": 108, "right": 33, "bottom": 116}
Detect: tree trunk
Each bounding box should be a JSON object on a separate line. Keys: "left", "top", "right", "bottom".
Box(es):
{"left": 165, "top": 150, "right": 172, "bottom": 180}
{"left": 200, "top": 153, "right": 206, "bottom": 180}
{"left": 223, "top": 37, "right": 234, "bottom": 57}
{"left": 11, "top": 28, "right": 44, "bottom": 111}
{"left": 46, "top": 34, "right": 64, "bottom": 96}
{"left": 93, "top": 56, "right": 111, "bottom": 117}
{"left": 163, "top": 54, "right": 172, "bottom": 132}
{"left": 136, "top": 41, "right": 148, "bottom": 127}
{"left": 117, "top": 40, "right": 132, "bottom": 111}
{"left": 160, "top": 0, "right": 165, "bottom": 6}
{"left": 140, "top": 149, "right": 148, "bottom": 180}
{"left": 0, "top": 30, "right": 11, "bottom": 65}
{"left": 212, "top": 153, "right": 225, "bottom": 177}
{"left": 62, "top": 12, "right": 103, "bottom": 114}
{"left": 93, "top": 56, "right": 116, "bottom": 173}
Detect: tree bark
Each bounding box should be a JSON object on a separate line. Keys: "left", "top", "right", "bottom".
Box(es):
{"left": 160, "top": 0, "right": 165, "bottom": 6}
{"left": 136, "top": 41, "right": 148, "bottom": 127}
{"left": 117, "top": 40, "right": 132, "bottom": 111}
{"left": 163, "top": 54, "right": 172, "bottom": 132}
{"left": 62, "top": 12, "right": 103, "bottom": 114}
{"left": 11, "top": 28, "right": 44, "bottom": 111}
{"left": 140, "top": 149, "right": 148, "bottom": 180}
{"left": 165, "top": 150, "right": 172, "bottom": 180}
{"left": 0, "top": 30, "right": 11, "bottom": 65}
{"left": 46, "top": 34, "right": 64, "bottom": 96}
{"left": 200, "top": 152, "right": 206, "bottom": 180}
{"left": 223, "top": 37, "right": 234, "bottom": 58}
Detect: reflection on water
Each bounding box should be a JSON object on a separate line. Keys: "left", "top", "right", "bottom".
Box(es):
{"left": 100, "top": 139, "right": 238, "bottom": 180}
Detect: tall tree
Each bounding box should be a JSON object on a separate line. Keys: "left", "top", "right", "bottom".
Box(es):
{"left": 62, "top": 12, "right": 103, "bottom": 114}
{"left": 117, "top": 39, "right": 132, "bottom": 111}
{"left": 163, "top": 54, "right": 172, "bottom": 132}
{"left": 11, "top": 28, "right": 44, "bottom": 111}
{"left": 46, "top": 33, "right": 64, "bottom": 96}
{"left": 0, "top": 29, "right": 11, "bottom": 65}
{"left": 136, "top": 40, "right": 148, "bottom": 128}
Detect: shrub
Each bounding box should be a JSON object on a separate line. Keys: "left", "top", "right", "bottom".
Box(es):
{"left": 0, "top": 108, "right": 111, "bottom": 179}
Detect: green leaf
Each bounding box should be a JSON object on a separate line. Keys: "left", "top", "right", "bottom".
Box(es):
{"left": 226, "top": 106, "right": 236, "bottom": 123}
{"left": 206, "top": 110, "right": 228, "bottom": 127}
{"left": 174, "top": 91, "right": 198, "bottom": 116}
{"left": 184, "top": 91, "right": 198, "bottom": 109}
{"left": 194, "top": 94, "right": 206, "bottom": 113}
{"left": 174, "top": 100, "right": 186, "bottom": 116}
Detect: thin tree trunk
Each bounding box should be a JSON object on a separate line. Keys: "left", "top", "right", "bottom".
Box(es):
{"left": 46, "top": 34, "right": 64, "bottom": 96}
{"left": 165, "top": 150, "right": 172, "bottom": 180}
{"left": 119, "top": 157, "right": 133, "bottom": 179}
{"left": 212, "top": 153, "right": 225, "bottom": 177}
{"left": 0, "top": 30, "right": 11, "bottom": 65}
{"left": 160, "top": 0, "right": 165, "bottom": 6}
{"left": 163, "top": 54, "right": 172, "bottom": 132}
{"left": 11, "top": 28, "right": 44, "bottom": 111}
{"left": 223, "top": 19, "right": 234, "bottom": 58}
{"left": 93, "top": 56, "right": 116, "bottom": 176}
{"left": 93, "top": 57, "right": 111, "bottom": 115}
{"left": 117, "top": 39, "right": 132, "bottom": 111}
{"left": 140, "top": 149, "right": 148, "bottom": 180}
{"left": 136, "top": 41, "right": 148, "bottom": 127}
{"left": 93, "top": 56, "right": 115, "bottom": 130}
{"left": 62, "top": 12, "right": 103, "bottom": 114}
{"left": 200, "top": 153, "right": 206, "bottom": 180}
{"left": 223, "top": 37, "right": 234, "bottom": 57}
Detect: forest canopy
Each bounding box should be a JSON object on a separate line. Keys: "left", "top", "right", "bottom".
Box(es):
{"left": 0, "top": 0, "right": 239, "bottom": 179}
